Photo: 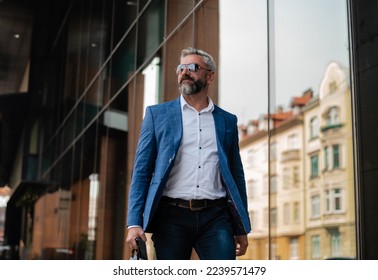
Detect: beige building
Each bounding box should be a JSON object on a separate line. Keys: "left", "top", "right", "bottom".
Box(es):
{"left": 240, "top": 62, "right": 355, "bottom": 260}
{"left": 303, "top": 62, "right": 356, "bottom": 259}
{"left": 240, "top": 92, "right": 310, "bottom": 260}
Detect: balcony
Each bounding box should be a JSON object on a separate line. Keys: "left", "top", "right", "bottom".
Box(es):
{"left": 320, "top": 123, "right": 344, "bottom": 133}
{"left": 281, "top": 149, "right": 300, "bottom": 162}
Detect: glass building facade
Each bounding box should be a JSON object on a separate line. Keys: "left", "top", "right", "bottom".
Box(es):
{"left": 0, "top": 0, "right": 377, "bottom": 260}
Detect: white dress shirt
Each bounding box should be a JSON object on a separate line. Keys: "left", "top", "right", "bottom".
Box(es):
{"left": 162, "top": 95, "right": 226, "bottom": 200}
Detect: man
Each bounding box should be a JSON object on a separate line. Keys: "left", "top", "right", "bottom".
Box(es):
{"left": 126, "top": 47, "right": 251, "bottom": 260}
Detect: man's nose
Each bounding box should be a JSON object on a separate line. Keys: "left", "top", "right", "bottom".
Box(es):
{"left": 180, "top": 65, "right": 190, "bottom": 75}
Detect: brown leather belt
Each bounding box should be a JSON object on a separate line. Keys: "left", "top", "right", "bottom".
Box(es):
{"left": 161, "top": 196, "right": 227, "bottom": 211}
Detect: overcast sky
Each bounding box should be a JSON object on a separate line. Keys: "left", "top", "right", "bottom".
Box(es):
{"left": 218, "top": 0, "right": 350, "bottom": 125}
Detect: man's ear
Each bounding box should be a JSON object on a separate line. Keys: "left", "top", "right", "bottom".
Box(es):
{"left": 206, "top": 71, "right": 215, "bottom": 84}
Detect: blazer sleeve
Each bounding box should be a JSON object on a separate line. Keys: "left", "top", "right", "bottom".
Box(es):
{"left": 127, "top": 106, "right": 157, "bottom": 227}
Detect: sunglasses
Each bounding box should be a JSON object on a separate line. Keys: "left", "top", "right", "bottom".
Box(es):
{"left": 176, "top": 63, "right": 212, "bottom": 75}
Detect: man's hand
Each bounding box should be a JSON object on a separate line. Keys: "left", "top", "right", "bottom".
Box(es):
{"left": 126, "top": 227, "right": 146, "bottom": 250}
{"left": 235, "top": 235, "right": 249, "bottom": 256}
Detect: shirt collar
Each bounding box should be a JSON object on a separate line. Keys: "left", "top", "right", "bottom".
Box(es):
{"left": 180, "top": 95, "right": 215, "bottom": 113}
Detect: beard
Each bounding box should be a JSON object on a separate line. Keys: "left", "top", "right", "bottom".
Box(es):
{"left": 178, "top": 75, "right": 207, "bottom": 95}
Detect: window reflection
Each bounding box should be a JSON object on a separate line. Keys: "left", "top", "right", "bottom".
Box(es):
{"left": 225, "top": 0, "right": 355, "bottom": 259}
{"left": 87, "top": 173, "right": 100, "bottom": 260}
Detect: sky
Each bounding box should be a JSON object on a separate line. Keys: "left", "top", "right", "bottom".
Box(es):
{"left": 218, "top": 0, "right": 350, "bottom": 125}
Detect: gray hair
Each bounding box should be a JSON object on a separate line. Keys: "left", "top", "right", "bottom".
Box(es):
{"left": 180, "top": 47, "right": 216, "bottom": 71}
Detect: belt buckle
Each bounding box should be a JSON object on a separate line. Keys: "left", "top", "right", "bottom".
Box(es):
{"left": 189, "top": 199, "right": 205, "bottom": 211}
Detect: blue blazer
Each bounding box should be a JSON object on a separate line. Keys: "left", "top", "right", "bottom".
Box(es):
{"left": 127, "top": 97, "right": 251, "bottom": 235}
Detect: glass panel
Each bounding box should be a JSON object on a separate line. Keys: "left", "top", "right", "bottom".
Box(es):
{"left": 64, "top": 0, "right": 108, "bottom": 113}
{"left": 112, "top": 0, "right": 138, "bottom": 46}
{"left": 64, "top": 2, "right": 90, "bottom": 111}
{"left": 71, "top": 122, "right": 99, "bottom": 260}
{"left": 273, "top": 0, "right": 354, "bottom": 261}
{"left": 109, "top": 28, "right": 137, "bottom": 100}
{"left": 219, "top": 0, "right": 268, "bottom": 124}
{"left": 138, "top": 0, "right": 149, "bottom": 12}
{"left": 219, "top": 1, "right": 268, "bottom": 260}
{"left": 137, "top": 0, "right": 165, "bottom": 67}
{"left": 60, "top": 109, "right": 76, "bottom": 150}
{"left": 103, "top": 94, "right": 128, "bottom": 259}
{"left": 86, "top": 0, "right": 109, "bottom": 84}
{"left": 83, "top": 75, "right": 103, "bottom": 128}
{"left": 220, "top": 0, "right": 355, "bottom": 259}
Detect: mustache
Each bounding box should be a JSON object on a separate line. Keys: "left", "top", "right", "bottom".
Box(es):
{"left": 179, "top": 75, "right": 194, "bottom": 84}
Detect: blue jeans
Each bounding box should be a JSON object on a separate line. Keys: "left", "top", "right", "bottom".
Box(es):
{"left": 151, "top": 201, "right": 236, "bottom": 260}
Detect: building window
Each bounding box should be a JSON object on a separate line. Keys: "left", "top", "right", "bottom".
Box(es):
{"left": 331, "top": 230, "right": 342, "bottom": 257}
{"left": 288, "top": 133, "right": 299, "bottom": 149}
{"left": 265, "top": 242, "right": 278, "bottom": 260}
{"left": 333, "top": 189, "right": 342, "bottom": 212}
{"left": 270, "top": 175, "right": 277, "bottom": 193}
{"left": 325, "top": 190, "right": 331, "bottom": 212}
{"left": 326, "top": 106, "right": 339, "bottom": 126}
{"left": 312, "top": 235, "right": 321, "bottom": 259}
{"left": 293, "top": 166, "right": 299, "bottom": 185}
{"left": 271, "top": 242, "right": 279, "bottom": 260}
{"left": 283, "top": 167, "right": 290, "bottom": 190}
{"left": 332, "top": 144, "right": 340, "bottom": 169}
{"left": 247, "top": 179, "right": 256, "bottom": 198}
{"left": 293, "top": 202, "right": 300, "bottom": 224}
{"left": 290, "top": 238, "right": 299, "bottom": 260}
{"left": 321, "top": 107, "right": 343, "bottom": 132}
{"left": 329, "top": 80, "right": 338, "bottom": 93}
{"left": 325, "top": 188, "right": 342, "bottom": 213}
{"left": 283, "top": 203, "right": 290, "bottom": 225}
{"left": 311, "top": 195, "right": 320, "bottom": 218}
{"left": 310, "top": 117, "right": 319, "bottom": 139}
{"left": 310, "top": 155, "right": 319, "bottom": 178}
{"left": 324, "top": 146, "right": 329, "bottom": 170}
{"left": 246, "top": 149, "right": 255, "bottom": 168}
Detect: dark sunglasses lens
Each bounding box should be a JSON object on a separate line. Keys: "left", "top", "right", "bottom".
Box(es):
{"left": 176, "top": 64, "right": 184, "bottom": 74}
{"left": 187, "top": 64, "right": 197, "bottom": 72}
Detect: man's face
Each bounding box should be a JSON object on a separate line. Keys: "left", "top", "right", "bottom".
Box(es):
{"left": 177, "top": 55, "right": 210, "bottom": 96}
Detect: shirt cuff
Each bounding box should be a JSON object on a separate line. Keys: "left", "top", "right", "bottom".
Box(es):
{"left": 127, "top": 225, "right": 142, "bottom": 229}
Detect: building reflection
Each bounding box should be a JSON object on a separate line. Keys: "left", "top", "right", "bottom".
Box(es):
{"left": 239, "top": 62, "right": 355, "bottom": 259}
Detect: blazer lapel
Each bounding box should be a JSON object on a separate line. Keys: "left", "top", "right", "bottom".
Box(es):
{"left": 168, "top": 98, "right": 183, "bottom": 152}
{"left": 213, "top": 106, "right": 226, "bottom": 147}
